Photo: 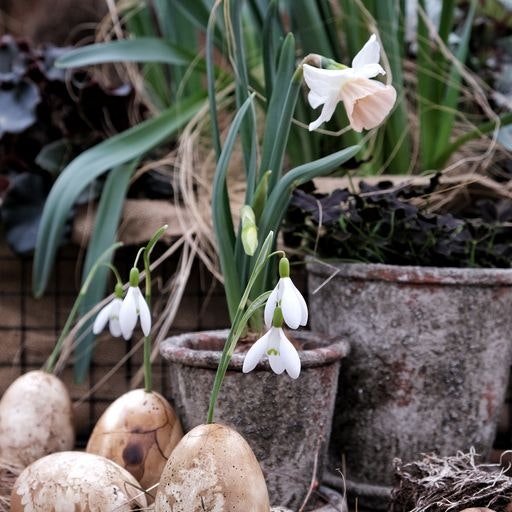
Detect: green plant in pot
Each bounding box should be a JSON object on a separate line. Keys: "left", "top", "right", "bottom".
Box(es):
{"left": 281, "top": 0, "right": 512, "bottom": 504}
{"left": 156, "top": 1, "right": 406, "bottom": 508}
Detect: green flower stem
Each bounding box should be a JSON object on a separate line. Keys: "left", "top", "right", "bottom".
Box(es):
{"left": 45, "top": 243, "right": 122, "bottom": 374}
{"left": 141, "top": 225, "right": 168, "bottom": 393}
{"left": 206, "top": 231, "right": 274, "bottom": 424}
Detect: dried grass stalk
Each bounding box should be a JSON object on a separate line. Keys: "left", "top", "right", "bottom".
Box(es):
{"left": 390, "top": 450, "right": 512, "bottom": 512}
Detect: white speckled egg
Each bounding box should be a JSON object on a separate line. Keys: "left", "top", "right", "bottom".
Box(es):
{"left": 155, "top": 423, "right": 270, "bottom": 512}
{"left": 10, "top": 451, "right": 148, "bottom": 511}
{"left": 86, "top": 389, "right": 183, "bottom": 495}
{"left": 0, "top": 371, "right": 74, "bottom": 467}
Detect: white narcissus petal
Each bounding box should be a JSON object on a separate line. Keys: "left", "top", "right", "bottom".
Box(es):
{"left": 242, "top": 331, "right": 271, "bottom": 373}
{"left": 136, "top": 291, "right": 152, "bottom": 336}
{"left": 119, "top": 287, "right": 138, "bottom": 340}
{"left": 280, "top": 278, "right": 303, "bottom": 329}
{"left": 279, "top": 329, "right": 301, "bottom": 379}
{"left": 355, "top": 62, "right": 386, "bottom": 79}
{"left": 309, "top": 93, "right": 339, "bottom": 131}
{"left": 289, "top": 279, "right": 308, "bottom": 326}
{"left": 351, "top": 34, "right": 380, "bottom": 69}
{"left": 264, "top": 284, "right": 280, "bottom": 328}
{"left": 92, "top": 302, "right": 112, "bottom": 335}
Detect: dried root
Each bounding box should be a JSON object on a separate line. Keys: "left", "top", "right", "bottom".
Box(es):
{"left": 389, "top": 449, "right": 512, "bottom": 512}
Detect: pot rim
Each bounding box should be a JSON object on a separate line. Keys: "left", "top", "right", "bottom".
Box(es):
{"left": 306, "top": 258, "right": 512, "bottom": 286}
{"left": 160, "top": 329, "right": 350, "bottom": 370}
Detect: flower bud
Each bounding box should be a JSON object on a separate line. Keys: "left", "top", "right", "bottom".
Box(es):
{"left": 241, "top": 205, "right": 258, "bottom": 256}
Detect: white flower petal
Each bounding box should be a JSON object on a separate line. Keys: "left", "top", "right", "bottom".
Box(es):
{"left": 279, "top": 330, "right": 301, "bottom": 379}
{"left": 264, "top": 284, "right": 280, "bottom": 328}
{"left": 137, "top": 293, "right": 152, "bottom": 336}
{"left": 280, "top": 278, "right": 303, "bottom": 329}
{"left": 109, "top": 319, "right": 122, "bottom": 338}
{"left": 289, "top": 279, "right": 308, "bottom": 326}
{"left": 303, "top": 64, "right": 352, "bottom": 95}
{"left": 92, "top": 302, "right": 112, "bottom": 335}
{"left": 352, "top": 34, "right": 380, "bottom": 69}
{"left": 308, "top": 90, "right": 324, "bottom": 109}
{"left": 268, "top": 355, "right": 286, "bottom": 375}
{"left": 242, "top": 331, "right": 271, "bottom": 373}
{"left": 354, "top": 62, "right": 386, "bottom": 79}
{"left": 119, "top": 287, "right": 138, "bottom": 340}
{"left": 309, "top": 93, "right": 339, "bottom": 131}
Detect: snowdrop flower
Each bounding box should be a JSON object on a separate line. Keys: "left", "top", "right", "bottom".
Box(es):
{"left": 118, "top": 267, "right": 151, "bottom": 340}
{"left": 243, "top": 308, "right": 301, "bottom": 379}
{"left": 92, "top": 283, "right": 124, "bottom": 337}
{"left": 264, "top": 257, "right": 308, "bottom": 329}
{"left": 303, "top": 34, "right": 397, "bottom": 132}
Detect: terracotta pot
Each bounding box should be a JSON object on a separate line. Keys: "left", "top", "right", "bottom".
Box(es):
{"left": 307, "top": 261, "right": 512, "bottom": 510}
{"left": 160, "top": 329, "right": 349, "bottom": 510}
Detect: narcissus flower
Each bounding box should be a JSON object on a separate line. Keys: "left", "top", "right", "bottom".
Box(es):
{"left": 264, "top": 257, "right": 308, "bottom": 329}
{"left": 92, "top": 284, "right": 124, "bottom": 338}
{"left": 118, "top": 268, "right": 151, "bottom": 340}
{"left": 242, "top": 308, "right": 301, "bottom": 379}
{"left": 303, "top": 34, "right": 397, "bottom": 132}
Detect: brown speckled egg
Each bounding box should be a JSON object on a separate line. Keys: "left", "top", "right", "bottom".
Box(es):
{"left": 155, "top": 423, "right": 270, "bottom": 512}
{"left": 86, "top": 389, "right": 183, "bottom": 496}
{"left": 11, "top": 451, "right": 147, "bottom": 511}
{"left": 0, "top": 370, "right": 74, "bottom": 467}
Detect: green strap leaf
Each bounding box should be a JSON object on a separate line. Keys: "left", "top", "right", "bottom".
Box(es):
{"left": 74, "top": 160, "right": 137, "bottom": 383}
{"left": 33, "top": 94, "right": 204, "bottom": 297}
{"left": 55, "top": 38, "right": 192, "bottom": 68}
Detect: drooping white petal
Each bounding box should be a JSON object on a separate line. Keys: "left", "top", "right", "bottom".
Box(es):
{"left": 119, "top": 287, "right": 138, "bottom": 340}
{"left": 308, "top": 90, "right": 325, "bottom": 109}
{"left": 280, "top": 278, "right": 303, "bottom": 329}
{"left": 289, "top": 279, "right": 308, "bottom": 326}
{"left": 242, "top": 330, "right": 271, "bottom": 373}
{"left": 278, "top": 329, "right": 301, "bottom": 379}
{"left": 352, "top": 34, "right": 380, "bottom": 69}
{"left": 264, "top": 283, "right": 280, "bottom": 328}
{"left": 303, "top": 64, "right": 352, "bottom": 95}
{"left": 309, "top": 93, "right": 340, "bottom": 131}
{"left": 92, "top": 302, "right": 112, "bottom": 335}
{"left": 267, "top": 328, "right": 285, "bottom": 374}
{"left": 136, "top": 291, "right": 152, "bottom": 336}
{"left": 108, "top": 298, "right": 123, "bottom": 338}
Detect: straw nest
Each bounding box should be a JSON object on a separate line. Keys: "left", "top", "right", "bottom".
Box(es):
{"left": 389, "top": 450, "right": 512, "bottom": 512}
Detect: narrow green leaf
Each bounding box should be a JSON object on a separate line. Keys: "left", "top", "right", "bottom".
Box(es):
{"left": 56, "top": 38, "right": 192, "bottom": 68}
{"left": 212, "top": 95, "right": 255, "bottom": 321}
{"left": 33, "top": 95, "right": 204, "bottom": 297}
{"left": 259, "top": 33, "right": 296, "bottom": 183}
{"left": 74, "top": 160, "right": 137, "bottom": 383}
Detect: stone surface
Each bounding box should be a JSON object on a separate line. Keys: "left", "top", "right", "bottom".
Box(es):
{"left": 308, "top": 261, "right": 512, "bottom": 505}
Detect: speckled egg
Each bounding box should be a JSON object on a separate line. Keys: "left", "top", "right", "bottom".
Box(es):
{"left": 86, "top": 389, "right": 183, "bottom": 495}
{"left": 10, "top": 451, "right": 148, "bottom": 511}
{"left": 155, "top": 423, "right": 270, "bottom": 511}
{"left": 0, "top": 370, "right": 74, "bottom": 467}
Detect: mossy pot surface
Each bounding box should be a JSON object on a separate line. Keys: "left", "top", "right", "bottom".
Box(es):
{"left": 307, "top": 260, "right": 512, "bottom": 510}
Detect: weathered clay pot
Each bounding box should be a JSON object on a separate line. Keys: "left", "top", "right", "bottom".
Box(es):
{"left": 307, "top": 261, "right": 512, "bottom": 509}
{"left": 160, "top": 329, "right": 349, "bottom": 510}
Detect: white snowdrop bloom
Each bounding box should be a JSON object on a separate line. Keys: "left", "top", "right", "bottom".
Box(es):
{"left": 303, "top": 34, "right": 397, "bottom": 132}
{"left": 92, "top": 297, "right": 123, "bottom": 337}
{"left": 242, "top": 326, "right": 301, "bottom": 379}
{"left": 118, "top": 268, "right": 151, "bottom": 340}
{"left": 264, "top": 258, "right": 308, "bottom": 330}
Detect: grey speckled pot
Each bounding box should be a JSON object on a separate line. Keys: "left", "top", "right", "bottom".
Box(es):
{"left": 307, "top": 261, "right": 512, "bottom": 510}
{"left": 160, "top": 330, "right": 349, "bottom": 511}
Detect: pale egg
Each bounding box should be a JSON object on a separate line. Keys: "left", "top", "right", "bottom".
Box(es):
{"left": 10, "top": 451, "right": 147, "bottom": 511}
{"left": 0, "top": 371, "right": 74, "bottom": 467}
{"left": 155, "top": 423, "right": 270, "bottom": 511}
